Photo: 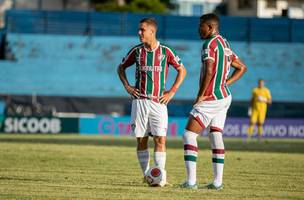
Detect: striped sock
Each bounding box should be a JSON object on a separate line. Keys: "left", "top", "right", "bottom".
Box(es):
{"left": 137, "top": 149, "right": 150, "bottom": 175}
{"left": 209, "top": 130, "right": 225, "bottom": 187}
{"left": 183, "top": 130, "right": 198, "bottom": 185}
{"left": 154, "top": 151, "right": 166, "bottom": 170}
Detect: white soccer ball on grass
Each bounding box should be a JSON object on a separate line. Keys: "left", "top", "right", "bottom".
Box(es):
{"left": 145, "top": 166, "right": 166, "bottom": 187}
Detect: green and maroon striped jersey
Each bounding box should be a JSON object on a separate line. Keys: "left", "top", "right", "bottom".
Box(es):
{"left": 201, "top": 34, "right": 238, "bottom": 101}
{"left": 120, "top": 42, "right": 182, "bottom": 101}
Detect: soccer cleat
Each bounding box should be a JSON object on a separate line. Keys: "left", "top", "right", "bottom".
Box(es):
{"left": 202, "top": 183, "right": 224, "bottom": 190}
{"left": 180, "top": 182, "right": 198, "bottom": 189}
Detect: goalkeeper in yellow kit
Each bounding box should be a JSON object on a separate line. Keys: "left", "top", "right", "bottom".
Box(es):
{"left": 248, "top": 79, "right": 272, "bottom": 140}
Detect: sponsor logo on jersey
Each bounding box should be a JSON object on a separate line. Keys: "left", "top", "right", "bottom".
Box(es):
{"left": 141, "top": 66, "right": 162, "bottom": 72}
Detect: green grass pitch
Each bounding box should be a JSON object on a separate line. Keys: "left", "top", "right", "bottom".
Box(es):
{"left": 0, "top": 134, "right": 303, "bottom": 199}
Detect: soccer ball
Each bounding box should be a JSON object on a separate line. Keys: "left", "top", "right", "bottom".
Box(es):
{"left": 145, "top": 166, "right": 166, "bottom": 187}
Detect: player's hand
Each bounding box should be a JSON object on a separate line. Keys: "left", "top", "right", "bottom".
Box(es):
{"left": 257, "top": 96, "right": 267, "bottom": 103}
{"left": 193, "top": 95, "right": 212, "bottom": 106}
{"left": 159, "top": 91, "right": 175, "bottom": 104}
{"left": 125, "top": 85, "right": 140, "bottom": 98}
{"left": 248, "top": 107, "right": 252, "bottom": 117}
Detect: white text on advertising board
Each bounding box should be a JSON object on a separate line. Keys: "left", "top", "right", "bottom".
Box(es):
{"left": 4, "top": 117, "right": 61, "bottom": 133}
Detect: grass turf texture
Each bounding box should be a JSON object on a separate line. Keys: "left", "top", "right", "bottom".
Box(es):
{"left": 0, "top": 134, "right": 303, "bottom": 199}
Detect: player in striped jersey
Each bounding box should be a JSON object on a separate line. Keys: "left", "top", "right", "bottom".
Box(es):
{"left": 181, "top": 13, "right": 247, "bottom": 190}
{"left": 117, "top": 18, "right": 186, "bottom": 184}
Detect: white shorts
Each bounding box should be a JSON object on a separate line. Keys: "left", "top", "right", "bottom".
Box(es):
{"left": 190, "top": 95, "right": 232, "bottom": 132}
{"left": 130, "top": 99, "right": 168, "bottom": 137}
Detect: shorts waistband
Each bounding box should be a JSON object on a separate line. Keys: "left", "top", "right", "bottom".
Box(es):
{"left": 133, "top": 96, "right": 160, "bottom": 103}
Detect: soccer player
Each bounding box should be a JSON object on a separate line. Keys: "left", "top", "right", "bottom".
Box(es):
{"left": 248, "top": 79, "right": 272, "bottom": 140}
{"left": 117, "top": 18, "right": 186, "bottom": 184}
{"left": 180, "top": 13, "right": 247, "bottom": 189}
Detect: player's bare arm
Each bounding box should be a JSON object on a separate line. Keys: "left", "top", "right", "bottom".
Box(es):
{"left": 194, "top": 59, "right": 214, "bottom": 105}
{"left": 226, "top": 58, "right": 247, "bottom": 86}
{"left": 117, "top": 64, "right": 140, "bottom": 98}
{"left": 159, "top": 64, "right": 187, "bottom": 104}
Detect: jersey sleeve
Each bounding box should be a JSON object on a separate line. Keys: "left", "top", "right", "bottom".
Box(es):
{"left": 120, "top": 47, "right": 136, "bottom": 69}
{"left": 230, "top": 50, "right": 239, "bottom": 62}
{"left": 202, "top": 43, "right": 216, "bottom": 61}
{"left": 166, "top": 47, "right": 183, "bottom": 69}
{"left": 266, "top": 88, "right": 272, "bottom": 100}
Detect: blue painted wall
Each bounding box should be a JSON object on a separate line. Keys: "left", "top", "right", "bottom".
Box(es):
{"left": 1, "top": 34, "right": 304, "bottom": 102}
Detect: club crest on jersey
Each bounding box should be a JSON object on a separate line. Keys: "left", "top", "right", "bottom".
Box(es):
{"left": 158, "top": 54, "right": 165, "bottom": 62}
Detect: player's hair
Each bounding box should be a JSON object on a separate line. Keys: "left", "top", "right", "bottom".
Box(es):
{"left": 140, "top": 17, "right": 158, "bottom": 30}
{"left": 200, "top": 13, "right": 220, "bottom": 26}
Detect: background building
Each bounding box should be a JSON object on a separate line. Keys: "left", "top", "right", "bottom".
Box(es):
{"left": 171, "top": 0, "right": 304, "bottom": 18}
{"left": 10, "top": 0, "right": 90, "bottom": 10}
{"left": 0, "top": 0, "right": 12, "bottom": 27}
{"left": 225, "top": 0, "right": 304, "bottom": 18}
{"left": 171, "top": 0, "right": 223, "bottom": 16}
{"left": 0, "top": 0, "right": 91, "bottom": 27}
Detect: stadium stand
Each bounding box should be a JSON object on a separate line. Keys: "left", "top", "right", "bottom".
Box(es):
{"left": 1, "top": 10, "right": 304, "bottom": 117}
{"left": 2, "top": 33, "right": 304, "bottom": 102}
{"left": 4, "top": 10, "right": 304, "bottom": 42}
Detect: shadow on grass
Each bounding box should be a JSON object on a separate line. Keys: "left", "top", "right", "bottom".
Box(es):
{"left": 0, "top": 134, "right": 303, "bottom": 154}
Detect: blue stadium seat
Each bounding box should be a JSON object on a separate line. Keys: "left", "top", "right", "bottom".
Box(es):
{"left": 5, "top": 10, "right": 303, "bottom": 43}
{"left": 6, "top": 10, "right": 45, "bottom": 33}
{"left": 165, "top": 15, "right": 200, "bottom": 40}
{"left": 291, "top": 19, "right": 304, "bottom": 42}
{"left": 90, "top": 12, "right": 122, "bottom": 36}
{"left": 249, "top": 18, "right": 290, "bottom": 42}
{"left": 46, "top": 11, "right": 88, "bottom": 35}
{"left": 124, "top": 13, "right": 164, "bottom": 37}
{"left": 220, "top": 16, "right": 248, "bottom": 41}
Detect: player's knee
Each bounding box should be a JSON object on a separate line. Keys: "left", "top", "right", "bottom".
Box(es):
{"left": 154, "top": 136, "right": 166, "bottom": 145}
{"left": 137, "top": 143, "right": 148, "bottom": 150}
{"left": 137, "top": 137, "right": 149, "bottom": 150}
{"left": 154, "top": 137, "right": 166, "bottom": 152}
